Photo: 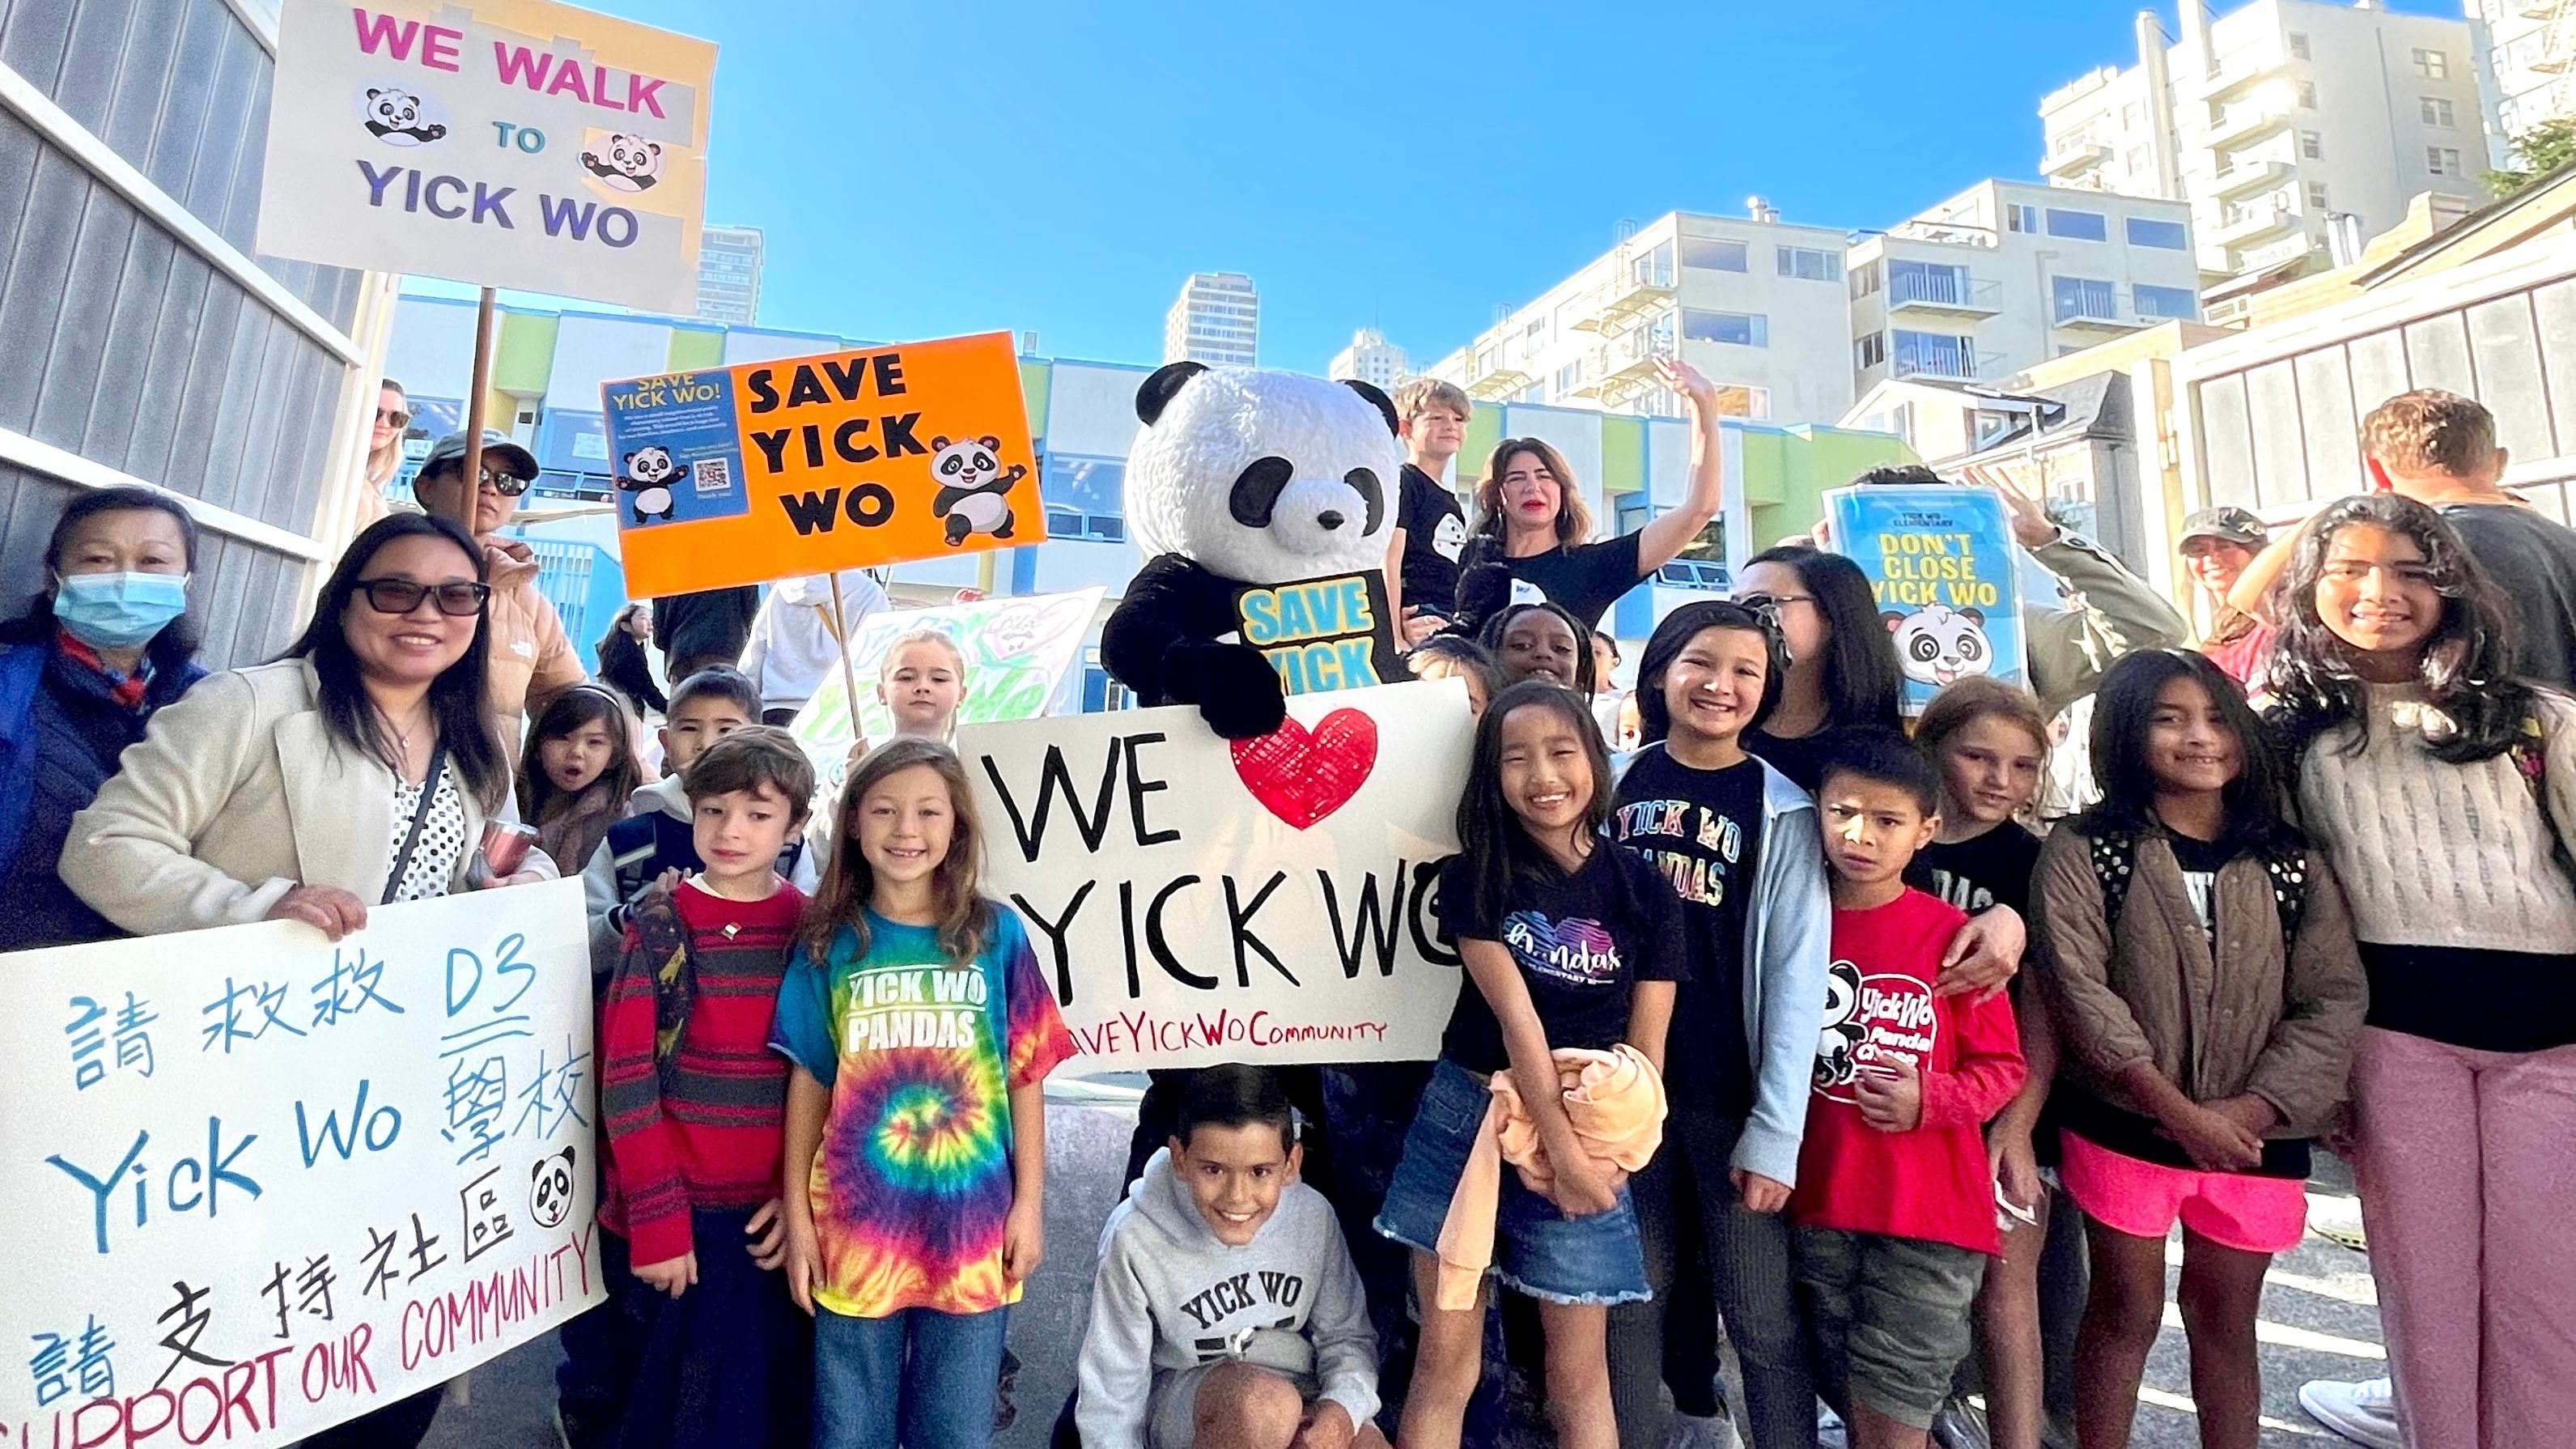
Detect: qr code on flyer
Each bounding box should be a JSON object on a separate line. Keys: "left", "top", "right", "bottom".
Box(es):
{"left": 693, "top": 457, "right": 732, "bottom": 496}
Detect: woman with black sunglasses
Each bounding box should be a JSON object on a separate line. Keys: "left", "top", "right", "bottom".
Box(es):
{"left": 61, "top": 513, "right": 555, "bottom": 950}
{"left": 410, "top": 427, "right": 589, "bottom": 733}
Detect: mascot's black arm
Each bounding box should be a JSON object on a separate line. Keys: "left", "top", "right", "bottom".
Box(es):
{"left": 1101, "top": 553, "right": 1288, "bottom": 740}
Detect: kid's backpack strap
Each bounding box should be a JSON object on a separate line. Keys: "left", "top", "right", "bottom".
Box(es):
{"left": 0, "top": 643, "right": 50, "bottom": 883}
{"left": 2508, "top": 713, "right": 2575, "bottom": 881}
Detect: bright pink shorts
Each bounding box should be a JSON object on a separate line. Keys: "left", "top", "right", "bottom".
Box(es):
{"left": 2057, "top": 1132, "right": 2307, "bottom": 1254}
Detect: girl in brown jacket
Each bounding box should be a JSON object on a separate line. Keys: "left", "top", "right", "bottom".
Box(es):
{"left": 2031, "top": 649, "right": 2366, "bottom": 1449}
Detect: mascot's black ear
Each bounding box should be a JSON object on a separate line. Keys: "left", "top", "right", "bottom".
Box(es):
{"left": 1342, "top": 380, "right": 1399, "bottom": 436}
{"left": 1135, "top": 362, "right": 1209, "bottom": 426}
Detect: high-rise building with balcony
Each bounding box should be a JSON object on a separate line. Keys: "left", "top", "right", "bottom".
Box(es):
{"left": 2469, "top": 0, "right": 2576, "bottom": 166}
{"left": 1328, "top": 328, "right": 1409, "bottom": 387}
{"left": 1848, "top": 181, "right": 2204, "bottom": 396}
{"left": 2039, "top": 1, "right": 2487, "bottom": 279}
{"left": 695, "top": 225, "right": 765, "bottom": 325}
{"left": 1163, "top": 272, "right": 1258, "bottom": 367}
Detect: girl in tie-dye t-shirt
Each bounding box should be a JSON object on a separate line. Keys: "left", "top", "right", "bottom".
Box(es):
{"left": 772, "top": 739, "right": 1075, "bottom": 1449}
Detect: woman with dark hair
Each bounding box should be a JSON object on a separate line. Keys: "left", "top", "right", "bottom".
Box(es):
{"left": 596, "top": 601, "right": 669, "bottom": 717}
{"left": 1730, "top": 545, "right": 1903, "bottom": 792}
{"left": 0, "top": 487, "right": 206, "bottom": 950}
{"left": 1452, "top": 359, "right": 1727, "bottom": 631}
{"left": 2263, "top": 491, "right": 2576, "bottom": 1449}
{"left": 62, "top": 513, "right": 553, "bottom": 938}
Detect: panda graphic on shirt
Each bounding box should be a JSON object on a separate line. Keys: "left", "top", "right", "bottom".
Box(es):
{"left": 1811, "top": 957, "right": 1938, "bottom": 1104}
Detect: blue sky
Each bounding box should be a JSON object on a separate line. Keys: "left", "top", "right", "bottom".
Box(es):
{"left": 580, "top": 0, "right": 2462, "bottom": 373}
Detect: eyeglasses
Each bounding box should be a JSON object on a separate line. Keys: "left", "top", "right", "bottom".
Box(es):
{"left": 354, "top": 579, "right": 490, "bottom": 617}
{"left": 376, "top": 407, "right": 411, "bottom": 428}
{"left": 1734, "top": 591, "right": 1817, "bottom": 623}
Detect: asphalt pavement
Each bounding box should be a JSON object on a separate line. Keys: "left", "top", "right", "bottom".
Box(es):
{"left": 419, "top": 1095, "right": 2381, "bottom": 1449}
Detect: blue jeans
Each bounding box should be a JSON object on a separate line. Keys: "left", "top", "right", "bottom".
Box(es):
{"left": 813, "top": 1304, "right": 1010, "bottom": 1449}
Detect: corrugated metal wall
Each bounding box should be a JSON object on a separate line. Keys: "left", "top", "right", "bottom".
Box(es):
{"left": 0, "top": 0, "right": 366, "bottom": 665}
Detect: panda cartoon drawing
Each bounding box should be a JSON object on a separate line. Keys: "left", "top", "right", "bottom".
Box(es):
{"left": 359, "top": 87, "right": 446, "bottom": 145}
{"left": 579, "top": 134, "right": 664, "bottom": 192}
{"left": 930, "top": 435, "right": 1027, "bottom": 546}
{"left": 617, "top": 446, "right": 687, "bottom": 525}
{"left": 1813, "top": 958, "right": 1867, "bottom": 1094}
{"left": 1885, "top": 603, "right": 1995, "bottom": 688}
{"left": 528, "top": 1145, "right": 577, "bottom": 1229}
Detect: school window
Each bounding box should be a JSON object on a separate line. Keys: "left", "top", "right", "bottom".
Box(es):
{"left": 1856, "top": 332, "right": 1887, "bottom": 368}
{"left": 2300, "top": 130, "right": 2324, "bottom": 159}
{"left": 2413, "top": 47, "right": 2447, "bottom": 80}
{"left": 2288, "top": 32, "right": 2310, "bottom": 60}
{"left": 2429, "top": 147, "right": 2464, "bottom": 176}
{"left": 2133, "top": 283, "right": 2198, "bottom": 321}
{"left": 1041, "top": 455, "right": 1126, "bottom": 542}
{"left": 2421, "top": 96, "right": 2455, "bottom": 129}
{"left": 1776, "top": 245, "right": 1842, "bottom": 283}
{"left": 1683, "top": 310, "right": 1768, "bottom": 347}
{"left": 2005, "top": 203, "right": 2039, "bottom": 234}
{"left": 2125, "top": 216, "right": 2188, "bottom": 250}
{"left": 1682, "top": 237, "right": 1749, "bottom": 273}
{"left": 2045, "top": 207, "right": 2108, "bottom": 241}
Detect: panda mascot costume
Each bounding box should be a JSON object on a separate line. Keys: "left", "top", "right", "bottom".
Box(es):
{"left": 1101, "top": 361, "right": 1403, "bottom": 739}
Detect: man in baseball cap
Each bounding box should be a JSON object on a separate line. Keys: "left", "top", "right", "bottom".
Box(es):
{"left": 2178, "top": 507, "right": 2270, "bottom": 687}
{"left": 410, "top": 428, "right": 586, "bottom": 731}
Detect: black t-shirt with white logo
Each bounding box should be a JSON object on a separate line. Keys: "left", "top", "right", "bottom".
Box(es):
{"left": 1614, "top": 745, "right": 1767, "bottom": 1119}
{"left": 1457, "top": 531, "right": 1648, "bottom": 631}
{"left": 1397, "top": 463, "right": 1466, "bottom": 614}
{"left": 1435, "top": 845, "right": 1686, "bottom": 1075}
{"left": 1912, "top": 823, "right": 2043, "bottom": 919}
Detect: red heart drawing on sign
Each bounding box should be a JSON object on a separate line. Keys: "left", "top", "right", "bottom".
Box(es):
{"left": 1229, "top": 708, "right": 1380, "bottom": 830}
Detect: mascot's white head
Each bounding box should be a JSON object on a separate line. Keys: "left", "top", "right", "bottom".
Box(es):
{"left": 1123, "top": 363, "right": 1403, "bottom": 585}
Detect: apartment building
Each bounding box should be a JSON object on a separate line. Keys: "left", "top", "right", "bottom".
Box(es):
{"left": 1328, "top": 328, "right": 1409, "bottom": 388}
{"left": 1163, "top": 272, "right": 1258, "bottom": 367}
{"left": 2469, "top": 0, "right": 2575, "bottom": 165}
{"left": 1848, "top": 180, "right": 2205, "bottom": 397}
{"left": 695, "top": 225, "right": 766, "bottom": 326}
{"left": 2039, "top": 0, "right": 2488, "bottom": 278}
{"left": 1424, "top": 208, "right": 1861, "bottom": 427}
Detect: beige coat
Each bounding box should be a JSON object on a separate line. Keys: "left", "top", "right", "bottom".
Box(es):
{"left": 2031, "top": 825, "right": 2368, "bottom": 1137}
{"left": 60, "top": 659, "right": 550, "bottom": 937}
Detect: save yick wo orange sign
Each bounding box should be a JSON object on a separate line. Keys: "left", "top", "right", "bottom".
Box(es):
{"left": 601, "top": 330, "right": 1042, "bottom": 595}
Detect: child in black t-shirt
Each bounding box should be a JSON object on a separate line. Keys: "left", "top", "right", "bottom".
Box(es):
{"left": 1606, "top": 600, "right": 1834, "bottom": 1449}
{"left": 1375, "top": 679, "right": 1681, "bottom": 1449}
{"left": 1913, "top": 677, "right": 2063, "bottom": 1449}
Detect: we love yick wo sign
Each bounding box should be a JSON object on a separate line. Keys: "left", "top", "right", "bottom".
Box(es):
{"left": 961, "top": 681, "right": 1472, "bottom": 1072}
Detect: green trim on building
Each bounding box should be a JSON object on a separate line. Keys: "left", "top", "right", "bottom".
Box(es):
{"left": 1598, "top": 415, "right": 1643, "bottom": 496}
{"left": 666, "top": 327, "right": 725, "bottom": 373}
{"left": 1018, "top": 358, "right": 1051, "bottom": 436}
{"left": 1459, "top": 405, "right": 1503, "bottom": 490}
{"left": 490, "top": 312, "right": 558, "bottom": 396}
{"left": 1739, "top": 424, "right": 1914, "bottom": 555}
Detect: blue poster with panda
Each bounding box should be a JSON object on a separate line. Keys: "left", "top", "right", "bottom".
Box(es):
{"left": 1822, "top": 485, "right": 2027, "bottom": 716}
{"left": 600, "top": 370, "right": 751, "bottom": 529}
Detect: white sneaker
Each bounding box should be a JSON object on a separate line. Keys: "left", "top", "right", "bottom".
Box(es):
{"left": 1662, "top": 1411, "right": 1740, "bottom": 1449}
{"left": 2298, "top": 1378, "right": 2401, "bottom": 1449}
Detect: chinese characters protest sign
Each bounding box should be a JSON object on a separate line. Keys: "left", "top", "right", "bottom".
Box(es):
{"left": 966, "top": 681, "right": 1471, "bottom": 1073}
{"left": 601, "top": 334, "right": 1042, "bottom": 596}
{"left": 0, "top": 882, "right": 601, "bottom": 1447}
{"left": 257, "top": 0, "right": 716, "bottom": 312}
{"left": 1823, "top": 485, "right": 2028, "bottom": 716}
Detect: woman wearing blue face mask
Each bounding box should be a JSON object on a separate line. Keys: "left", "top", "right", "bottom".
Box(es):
{"left": 0, "top": 487, "right": 205, "bottom": 950}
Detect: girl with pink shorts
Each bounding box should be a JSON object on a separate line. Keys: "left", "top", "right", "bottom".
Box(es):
{"left": 2030, "top": 649, "right": 2366, "bottom": 1449}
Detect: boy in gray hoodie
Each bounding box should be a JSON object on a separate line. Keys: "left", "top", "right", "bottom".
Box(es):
{"left": 1078, "top": 1065, "right": 1385, "bottom": 1449}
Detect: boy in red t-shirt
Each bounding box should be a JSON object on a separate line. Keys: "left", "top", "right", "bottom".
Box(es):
{"left": 1789, "top": 734, "right": 2026, "bottom": 1449}
{"left": 597, "top": 725, "right": 817, "bottom": 1449}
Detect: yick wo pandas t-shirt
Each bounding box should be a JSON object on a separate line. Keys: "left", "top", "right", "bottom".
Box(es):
{"left": 1613, "top": 746, "right": 1766, "bottom": 1119}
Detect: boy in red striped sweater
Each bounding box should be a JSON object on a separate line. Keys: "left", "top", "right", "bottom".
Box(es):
{"left": 600, "top": 725, "right": 815, "bottom": 1449}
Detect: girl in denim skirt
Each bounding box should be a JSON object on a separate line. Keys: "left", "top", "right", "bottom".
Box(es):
{"left": 1376, "top": 679, "right": 1683, "bottom": 1449}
